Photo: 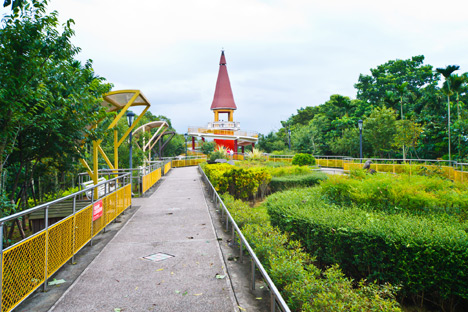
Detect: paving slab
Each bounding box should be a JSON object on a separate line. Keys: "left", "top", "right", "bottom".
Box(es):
{"left": 49, "top": 167, "right": 236, "bottom": 312}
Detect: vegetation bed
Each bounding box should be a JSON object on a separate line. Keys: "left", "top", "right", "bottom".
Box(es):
{"left": 266, "top": 187, "right": 468, "bottom": 308}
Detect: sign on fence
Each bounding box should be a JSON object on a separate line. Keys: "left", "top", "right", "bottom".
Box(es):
{"left": 93, "top": 199, "right": 103, "bottom": 221}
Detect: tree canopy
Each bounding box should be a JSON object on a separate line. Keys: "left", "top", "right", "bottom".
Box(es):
{"left": 259, "top": 55, "right": 468, "bottom": 161}
{"left": 0, "top": 0, "right": 112, "bottom": 214}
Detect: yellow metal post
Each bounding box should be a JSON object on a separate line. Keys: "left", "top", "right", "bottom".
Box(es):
{"left": 114, "top": 129, "right": 119, "bottom": 172}
{"left": 93, "top": 141, "right": 99, "bottom": 199}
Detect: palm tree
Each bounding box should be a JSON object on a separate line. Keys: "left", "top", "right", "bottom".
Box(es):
{"left": 436, "top": 65, "right": 460, "bottom": 163}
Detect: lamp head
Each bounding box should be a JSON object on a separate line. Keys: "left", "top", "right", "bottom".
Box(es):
{"left": 358, "top": 119, "right": 363, "bottom": 130}
{"left": 126, "top": 111, "right": 135, "bottom": 127}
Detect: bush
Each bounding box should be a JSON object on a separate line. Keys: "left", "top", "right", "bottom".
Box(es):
{"left": 221, "top": 194, "right": 401, "bottom": 312}
{"left": 320, "top": 172, "right": 468, "bottom": 218}
{"left": 209, "top": 150, "right": 227, "bottom": 162}
{"left": 204, "top": 164, "right": 271, "bottom": 200}
{"left": 269, "top": 172, "right": 327, "bottom": 193}
{"left": 200, "top": 141, "right": 216, "bottom": 155}
{"left": 292, "top": 153, "right": 316, "bottom": 166}
{"left": 266, "top": 187, "right": 468, "bottom": 307}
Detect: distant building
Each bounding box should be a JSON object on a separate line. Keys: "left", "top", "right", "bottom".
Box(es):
{"left": 188, "top": 51, "right": 258, "bottom": 153}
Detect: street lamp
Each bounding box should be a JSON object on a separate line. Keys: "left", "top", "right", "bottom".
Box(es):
{"left": 358, "top": 119, "right": 363, "bottom": 163}
{"left": 184, "top": 133, "right": 188, "bottom": 157}
{"left": 126, "top": 111, "right": 135, "bottom": 170}
{"left": 288, "top": 128, "right": 291, "bottom": 150}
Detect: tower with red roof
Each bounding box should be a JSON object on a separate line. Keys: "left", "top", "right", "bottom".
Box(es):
{"left": 187, "top": 51, "right": 258, "bottom": 155}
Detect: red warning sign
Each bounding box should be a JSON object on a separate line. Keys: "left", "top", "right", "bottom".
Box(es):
{"left": 93, "top": 199, "right": 103, "bottom": 221}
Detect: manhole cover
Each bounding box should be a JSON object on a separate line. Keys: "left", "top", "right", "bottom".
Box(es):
{"left": 142, "top": 253, "right": 175, "bottom": 262}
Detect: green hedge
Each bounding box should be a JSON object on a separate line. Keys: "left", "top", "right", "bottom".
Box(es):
{"left": 321, "top": 172, "right": 468, "bottom": 218}
{"left": 222, "top": 194, "right": 401, "bottom": 312}
{"left": 266, "top": 188, "right": 468, "bottom": 306}
{"left": 269, "top": 172, "right": 327, "bottom": 193}
{"left": 203, "top": 163, "right": 271, "bottom": 200}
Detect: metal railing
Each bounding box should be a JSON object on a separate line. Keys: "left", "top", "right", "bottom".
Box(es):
{"left": 0, "top": 173, "right": 132, "bottom": 312}
{"left": 188, "top": 126, "right": 259, "bottom": 138}
{"left": 198, "top": 165, "right": 290, "bottom": 312}
{"left": 207, "top": 121, "right": 241, "bottom": 130}
{"left": 160, "top": 156, "right": 207, "bottom": 168}
{"left": 78, "top": 161, "right": 170, "bottom": 197}
{"left": 267, "top": 155, "right": 293, "bottom": 162}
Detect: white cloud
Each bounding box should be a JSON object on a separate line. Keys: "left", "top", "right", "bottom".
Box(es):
{"left": 3, "top": 0, "right": 468, "bottom": 135}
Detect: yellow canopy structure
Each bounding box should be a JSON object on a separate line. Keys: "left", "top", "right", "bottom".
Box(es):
{"left": 133, "top": 121, "right": 170, "bottom": 164}
{"left": 80, "top": 90, "right": 151, "bottom": 190}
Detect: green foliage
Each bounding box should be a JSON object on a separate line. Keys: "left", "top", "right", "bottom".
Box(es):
{"left": 236, "top": 161, "right": 311, "bottom": 177}
{"left": 363, "top": 107, "right": 398, "bottom": 157}
{"left": 257, "top": 131, "right": 287, "bottom": 153}
{"left": 266, "top": 187, "right": 468, "bottom": 307}
{"left": 0, "top": 0, "right": 112, "bottom": 214}
{"left": 200, "top": 141, "right": 215, "bottom": 155}
{"left": 292, "top": 153, "right": 316, "bottom": 166}
{"left": 269, "top": 172, "right": 327, "bottom": 193}
{"left": 221, "top": 194, "right": 401, "bottom": 312}
{"left": 245, "top": 148, "right": 264, "bottom": 161}
{"left": 209, "top": 150, "right": 228, "bottom": 162}
{"left": 204, "top": 164, "right": 271, "bottom": 200}
{"left": 260, "top": 55, "right": 468, "bottom": 161}
{"left": 320, "top": 173, "right": 468, "bottom": 218}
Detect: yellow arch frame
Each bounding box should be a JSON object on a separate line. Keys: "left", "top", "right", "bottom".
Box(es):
{"left": 79, "top": 90, "right": 151, "bottom": 193}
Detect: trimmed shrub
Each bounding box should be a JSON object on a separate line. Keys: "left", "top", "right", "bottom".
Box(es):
{"left": 269, "top": 172, "right": 327, "bottom": 193}
{"left": 292, "top": 153, "right": 316, "bottom": 166}
{"left": 221, "top": 194, "right": 401, "bottom": 312}
{"left": 266, "top": 187, "right": 468, "bottom": 307}
{"left": 204, "top": 163, "right": 271, "bottom": 200}
{"left": 320, "top": 172, "right": 468, "bottom": 218}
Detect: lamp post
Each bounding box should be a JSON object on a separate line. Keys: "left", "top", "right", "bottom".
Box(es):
{"left": 184, "top": 133, "right": 188, "bottom": 157}
{"left": 358, "top": 119, "right": 363, "bottom": 163}
{"left": 288, "top": 128, "right": 291, "bottom": 150}
{"left": 126, "top": 111, "right": 135, "bottom": 170}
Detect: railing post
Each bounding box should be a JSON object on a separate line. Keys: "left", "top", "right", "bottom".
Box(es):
{"left": 251, "top": 260, "right": 256, "bottom": 290}
{"left": 90, "top": 189, "right": 95, "bottom": 247}
{"left": 71, "top": 195, "right": 77, "bottom": 264}
{"left": 239, "top": 239, "right": 243, "bottom": 263}
{"left": 271, "top": 293, "right": 276, "bottom": 312}
{"left": 43, "top": 205, "right": 49, "bottom": 292}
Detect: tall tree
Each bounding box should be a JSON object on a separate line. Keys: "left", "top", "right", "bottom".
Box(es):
{"left": 436, "top": 65, "right": 460, "bottom": 162}
{"left": 0, "top": 0, "right": 112, "bottom": 211}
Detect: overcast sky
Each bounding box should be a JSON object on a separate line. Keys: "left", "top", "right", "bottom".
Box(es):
{"left": 3, "top": 0, "right": 468, "bottom": 135}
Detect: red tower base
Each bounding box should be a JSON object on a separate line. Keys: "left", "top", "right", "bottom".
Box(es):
{"left": 214, "top": 139, "right": 235, "bottom": 152}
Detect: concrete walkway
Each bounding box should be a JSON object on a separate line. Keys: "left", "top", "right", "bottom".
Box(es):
{"left": 49, "top": 167, "right": 236, "bottom": 312}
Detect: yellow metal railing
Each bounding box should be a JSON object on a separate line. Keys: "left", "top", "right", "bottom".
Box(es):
{"left": 316, "top": 158, "right": 344, "bottom": 168}
{"left": 164, "top": 161, "right": 172, "bottom": 175}
{"left": 142, "top": 167, "right": 162, "bottom": 193}
{"left": 268, "top": 155, "right": 293, "bottom": 162}
{"left": 172, "top": 158, "right": 206, "bottom": 168}
{"left": 1, "top": 184, "right": 131, "bottom": 312}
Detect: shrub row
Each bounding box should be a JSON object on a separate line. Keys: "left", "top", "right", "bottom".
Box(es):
{"left": 321, "top": 171, "right": 468, "bottom": 218}
{"left": 266, "top": 187, "right": 468, "bottom": 307}
{"left": 269, "top": 172, "right": 327, "bottom": 193}
{"left": 221, "top": 194, "right": 401, "bottom": 312}
{"left": 237, "top": 161, "right": 312, "bottom": 177}
{"left": 203, "top": 163, "right": 271, "bottom": 200}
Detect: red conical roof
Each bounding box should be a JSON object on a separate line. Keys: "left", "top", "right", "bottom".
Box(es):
{"left": 211, "top": 51, "right": 237, "bottom": 110}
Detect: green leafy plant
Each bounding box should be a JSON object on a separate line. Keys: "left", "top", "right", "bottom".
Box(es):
{"left": 220, "top": 194, "right": 401, "bottom": 312}
{"left": 266, "top": 187, "right": 468, "bottom": 309}
{"left": 292, "top": 153, "right": 316, "bottom": 166}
